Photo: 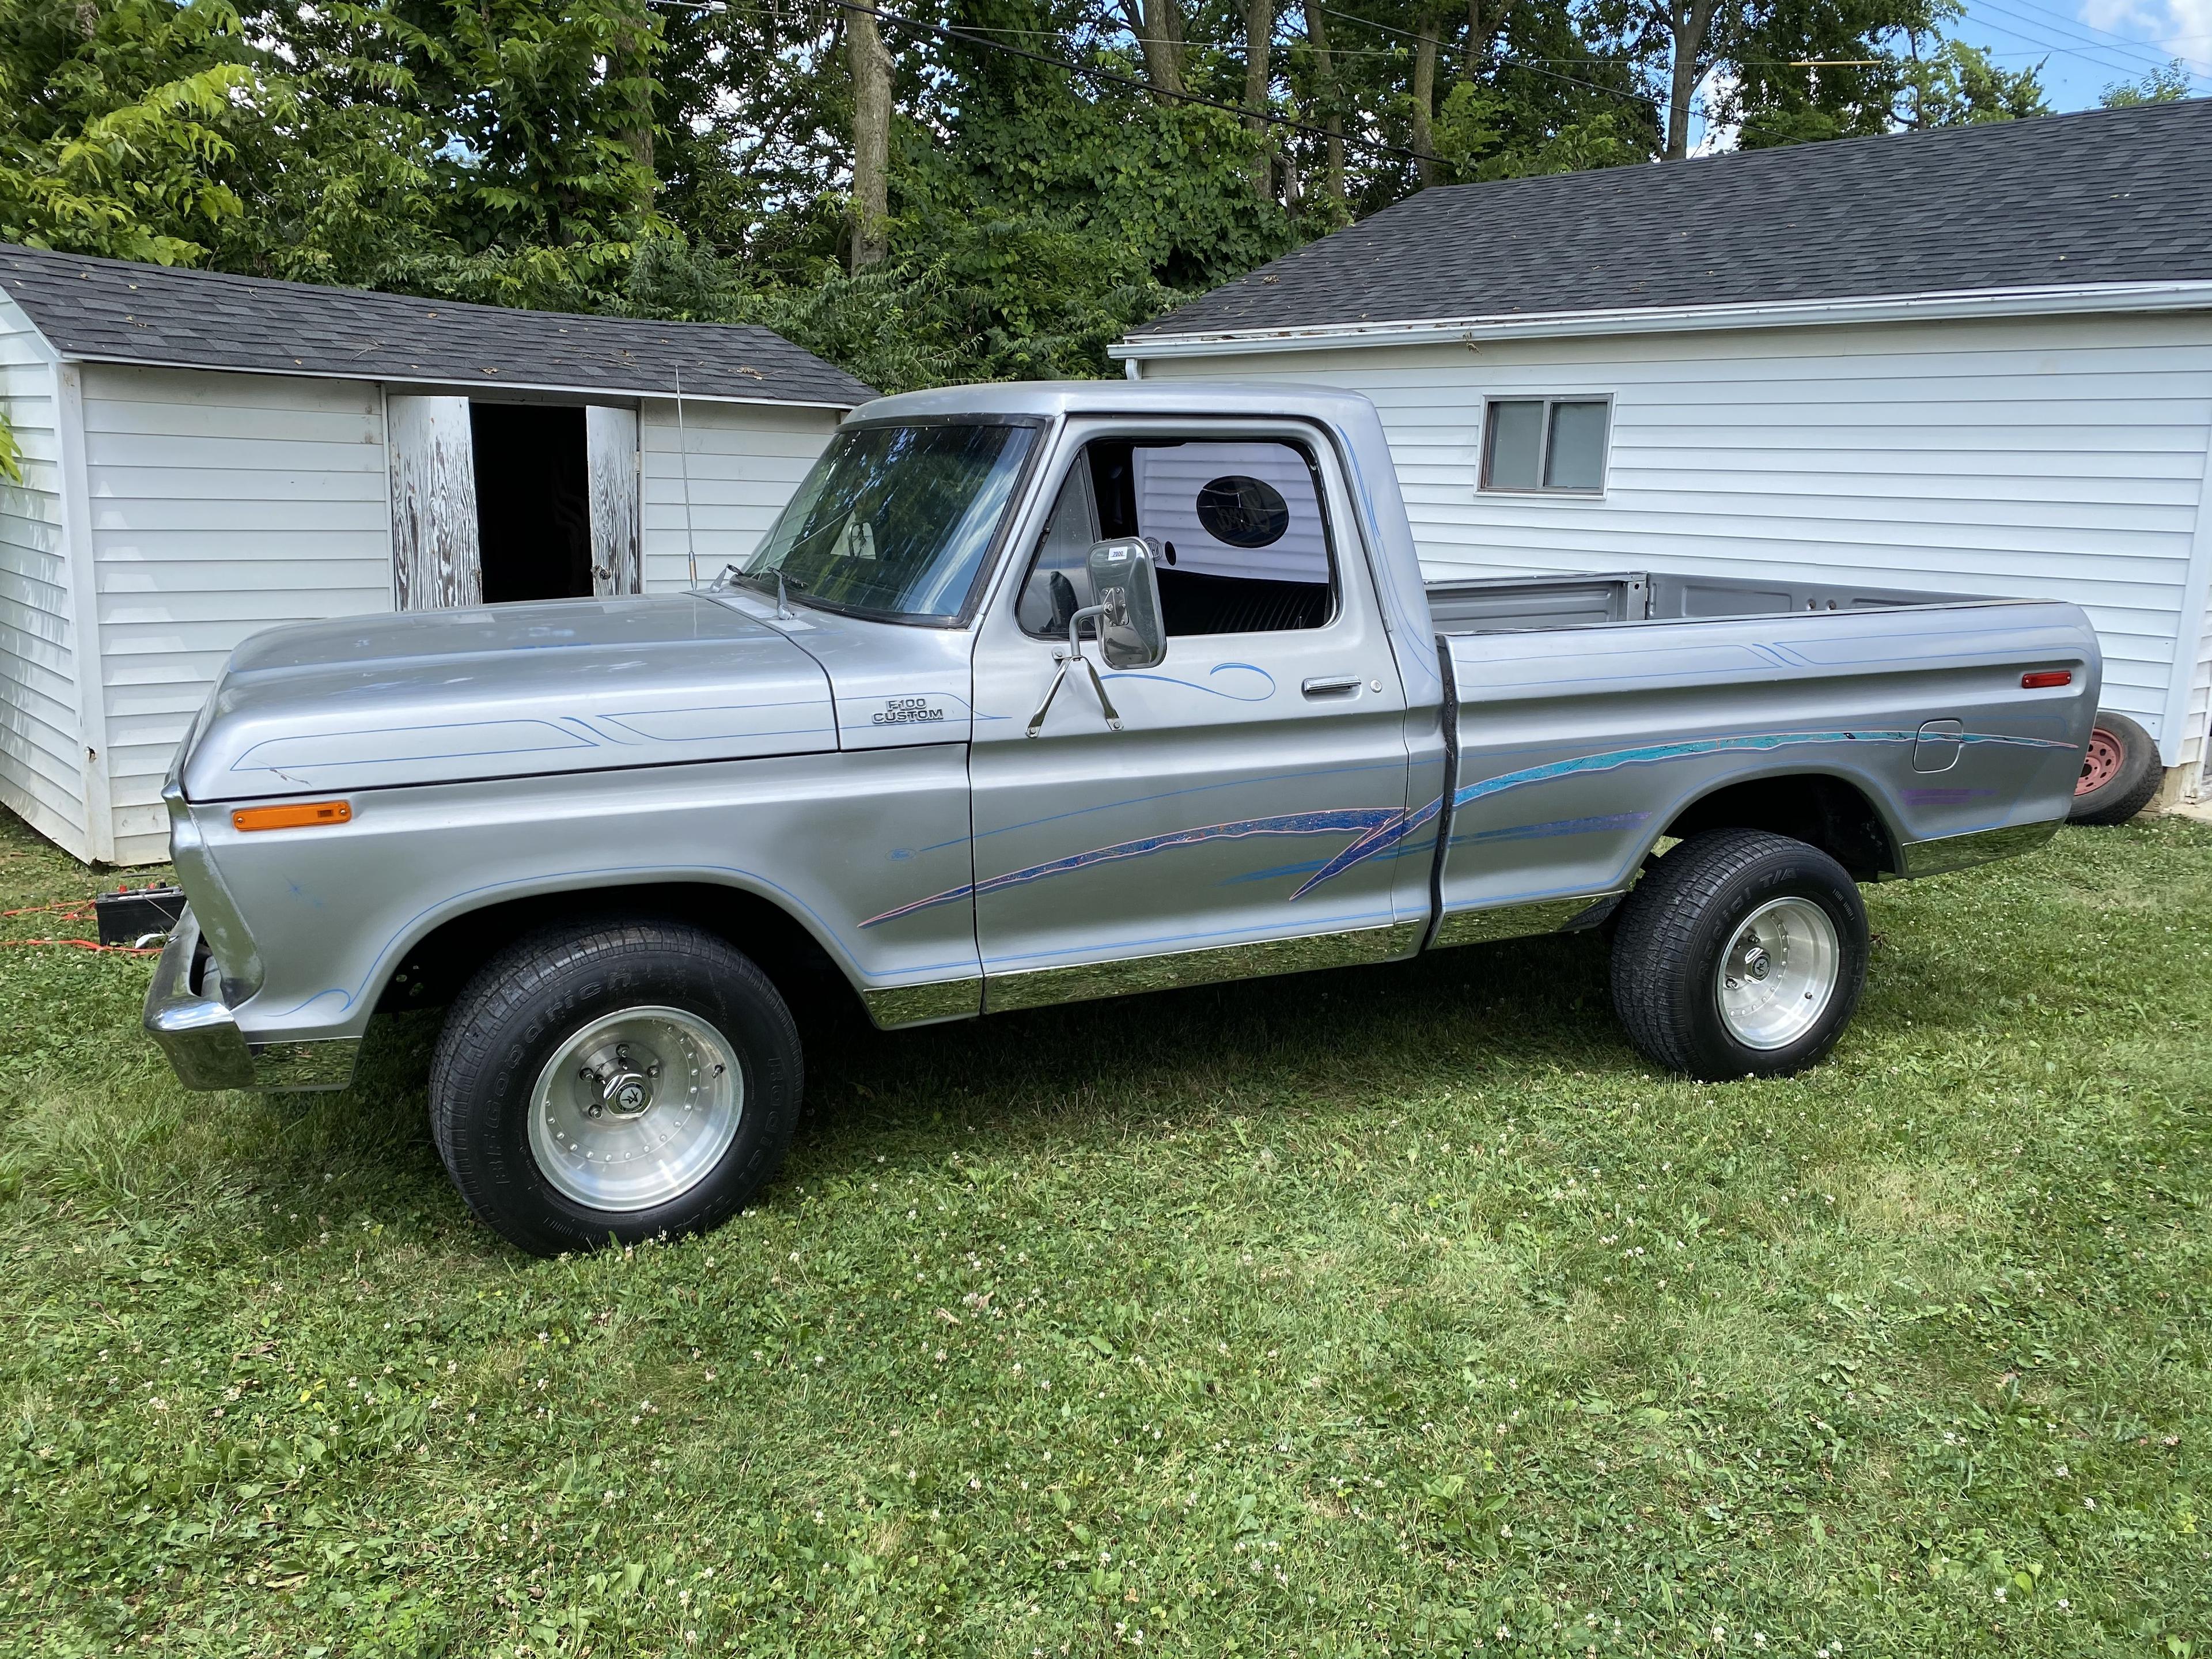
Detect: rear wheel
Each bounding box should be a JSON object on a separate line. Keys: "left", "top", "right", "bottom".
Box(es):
{"left": 430, "top": 920, "right": 802, "bottom": 1255}
{"left": 2069, "top": 710, "right": 2161, "bottom": 827}
{"left": 1609, "top": 829, "right": 1868, "bottom": 1080}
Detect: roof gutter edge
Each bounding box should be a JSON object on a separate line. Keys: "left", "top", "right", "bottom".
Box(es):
{"left": 44, "top": 350, "right": 869, "bottom": 411}
{"left": 1108, "top": 281, "right": 2212, "bottom": 359}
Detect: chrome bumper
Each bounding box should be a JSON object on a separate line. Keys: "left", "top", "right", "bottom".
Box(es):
{"left": 143, "top": 909, "right": 359, "bottom": 1092}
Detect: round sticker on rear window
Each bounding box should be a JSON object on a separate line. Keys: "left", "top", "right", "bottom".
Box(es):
{"left": 1195, "top": 475, "right": 1291, "bottom": 549}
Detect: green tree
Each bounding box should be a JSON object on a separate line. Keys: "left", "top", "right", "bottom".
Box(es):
{"left": 2099, "top": 58, "right": 2192, "bottom": 105}
{"left": 1901, "top": 37, "right": 2049, "bottom": 124}
{"left": 0, "top": 0, "right": 259, "bottom": 263}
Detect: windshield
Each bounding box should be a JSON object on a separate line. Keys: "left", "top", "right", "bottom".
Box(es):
{"left": 739, "top": 421, "right": 1037, "bottom": 622}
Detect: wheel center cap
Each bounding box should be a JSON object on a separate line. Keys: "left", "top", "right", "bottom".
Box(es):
{"left": 603, "top": 1070, "right": 653, "bottom": 1118}
{"left": 1743, "top": 945, "right": 1771, "bottom": 981}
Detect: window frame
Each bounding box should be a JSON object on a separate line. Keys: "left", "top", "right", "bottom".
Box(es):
{"left": 1011, "top": 429, "right": 1343, "bottom": 643}
{"left": 1478, "top": 395, "right": 1613, "bottom": 498}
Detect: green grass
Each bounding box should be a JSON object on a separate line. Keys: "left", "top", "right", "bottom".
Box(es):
{"left": 1, "top": 804, "right": 2207, "bottom": 1658}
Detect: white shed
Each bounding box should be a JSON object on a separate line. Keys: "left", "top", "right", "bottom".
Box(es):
{"left": 0, "top": 247, "right": 872, "bottom": 864}
{"left": 1115, "top": 99, "right": 2212, "bottom": 803}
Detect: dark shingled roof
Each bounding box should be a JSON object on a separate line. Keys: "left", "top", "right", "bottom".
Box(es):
{"left": 1130, "top": 99, "right": 2212, "bottom": 339}
{"left": 0, "top": 243, "right": 876, "bottom": 407}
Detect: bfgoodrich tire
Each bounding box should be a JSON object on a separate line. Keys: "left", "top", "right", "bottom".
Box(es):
{"left": 429, "top": 921, "right": 802, "bottom": 1256}
{"left": 2069, "top": 710, "right": 2161, "bottom": 827}
{"left": 1609, "top": 830, "right": 1868, "bottom": 1081}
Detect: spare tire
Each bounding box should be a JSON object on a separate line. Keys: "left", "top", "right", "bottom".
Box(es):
{"left": 2070, "top": 710, "right": 2161, "bottom": 826}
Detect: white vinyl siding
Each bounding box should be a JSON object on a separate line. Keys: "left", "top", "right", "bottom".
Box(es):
{"left": 1142, "top": 310, "right": 2212, "bottom": 772}
{"left": 80, "top": 364, "right": 393, "bottom": 861}
{"left": 0, "top": 297, "right": 84, "bottom": 856}
{"left": 640, "top": 398, "right": 842, "bottom": 592}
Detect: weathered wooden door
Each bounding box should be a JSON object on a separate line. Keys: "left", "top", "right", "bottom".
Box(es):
{"left": 585, "top": 406, "right": 642, "bottom": 596}
{"left": 387, "top": 395, "right": 482, "bottom": 610}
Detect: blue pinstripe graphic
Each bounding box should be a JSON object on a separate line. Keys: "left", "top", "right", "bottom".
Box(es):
{"left": 859, "top": 807, "right": 1402, "bottom": 928}
{"left": 860, "top": 726, "right": 2081, "bottom": 929}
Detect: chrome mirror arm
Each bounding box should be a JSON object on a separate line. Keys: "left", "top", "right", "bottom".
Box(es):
{"left": 1026, "top": 603, "right": 1122, "bottom": 737}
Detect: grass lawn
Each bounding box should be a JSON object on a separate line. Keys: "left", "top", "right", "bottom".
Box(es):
{"left": 1, "top": 804, "right": 2207, "bottom": 1658}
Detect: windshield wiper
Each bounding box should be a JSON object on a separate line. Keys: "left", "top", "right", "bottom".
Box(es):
{"left": 726, "top": 565, "right": 807, "bottom": 618}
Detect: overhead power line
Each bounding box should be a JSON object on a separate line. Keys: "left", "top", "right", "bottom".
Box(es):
{"left": 1304, "top": 1, "right": 1661, "bottom": 106}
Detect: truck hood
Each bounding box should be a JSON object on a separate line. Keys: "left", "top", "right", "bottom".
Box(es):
{"left": 182, "top": 595, "right": 838, "bottom": 801}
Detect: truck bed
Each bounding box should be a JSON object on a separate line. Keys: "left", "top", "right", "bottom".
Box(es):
{"left": 1425, "top": 569, "right": 1977, "bottom": 634}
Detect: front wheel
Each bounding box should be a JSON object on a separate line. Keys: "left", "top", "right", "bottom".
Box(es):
{"left": 430, "top": 920, "right": 803, "bottom": 1255}
{"left": 1609, "top": 829, "right": 1868, "bottom": 1081}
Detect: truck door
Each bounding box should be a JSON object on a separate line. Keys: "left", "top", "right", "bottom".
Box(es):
{"left": 960, "top": 422, "right": 1418, "bottom": 1011}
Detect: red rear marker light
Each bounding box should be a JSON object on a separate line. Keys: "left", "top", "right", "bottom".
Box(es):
{"left": 233, "top": 800, "right": 353, "bottom": 832}
{"left": 2020, "top": 671, "right": 2072, "bottom": 690}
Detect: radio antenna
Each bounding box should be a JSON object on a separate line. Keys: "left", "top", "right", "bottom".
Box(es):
{"left": 674, "top": 361, "right": 699, "bottom": 586}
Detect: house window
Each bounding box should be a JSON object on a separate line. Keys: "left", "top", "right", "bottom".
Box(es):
{"left": 1480, "top": 397, "right": 1611, "bottom": 494}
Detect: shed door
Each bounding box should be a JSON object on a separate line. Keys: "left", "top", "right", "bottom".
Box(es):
{"left": 387, "top": 395, "right": 483, "bottom": 611}
{"left": 586, "top": 406, "right": 642, "bottom": 596}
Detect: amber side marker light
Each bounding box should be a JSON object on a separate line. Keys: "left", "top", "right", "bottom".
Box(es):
{"left": 2020, "top": 670, "right": 2074, "bottom": 690}
{"left": 232, "top": 800, "right": 353, "bottom": 832}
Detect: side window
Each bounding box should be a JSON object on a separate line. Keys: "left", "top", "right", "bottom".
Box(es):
{"left": 1480, "top": 396, "right": 1610, "bottom": 494}
{"left": 1016, "top": 438, "right": 1336, "bottom": 638}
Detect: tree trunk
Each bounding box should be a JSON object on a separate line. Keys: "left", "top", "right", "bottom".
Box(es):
{"left": 1243, "top": 0, "right": 1274, "bottom": 190}
{"left": 1663, "top": 0, "right": 1722, "bottom": 160}
{"left": 849, "top": 2, "right": 891, "bottom": 270}
{"left": 1301, "top": 0, "right": 1344, "bottom": 211}
{"left": 1461, "top": 0, "right": 1514, "bottom": 83}
{"left": 617, "top": 5, "right": 656, "bottom": 214}
{"left": 1411, "top": 12, "right": 1438, "bottom": 185}
{"left": 1124, "top": 0, "right": 1187, "bottom": 98}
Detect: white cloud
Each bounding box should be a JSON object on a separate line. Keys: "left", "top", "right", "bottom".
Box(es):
{"left": 2074, "top": 0, "right": 2212, "bottom": 77}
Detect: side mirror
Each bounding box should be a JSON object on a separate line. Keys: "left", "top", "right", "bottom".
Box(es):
{"left": 1086, "top": 538, "right": 1165, "bottom": 671}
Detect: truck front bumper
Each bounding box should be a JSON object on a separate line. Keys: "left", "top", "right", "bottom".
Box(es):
{"left": 143, "top": 909, "right": 359, "bottom": 1092}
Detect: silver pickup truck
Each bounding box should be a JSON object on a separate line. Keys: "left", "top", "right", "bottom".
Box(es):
{"left": 145, "top": 382, "right": 2099, "bottom": 1253}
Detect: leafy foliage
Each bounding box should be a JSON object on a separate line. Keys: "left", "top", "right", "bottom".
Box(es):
{"left": 0, "top": 0, "right": 2050, "bottom": 389}
{"left": 2099, "top": 58, "right": 2192, "bottom": 107}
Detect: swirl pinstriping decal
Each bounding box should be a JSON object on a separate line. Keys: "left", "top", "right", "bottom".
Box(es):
{"left": 1290, "top": 726, "right": 2079, "bottom": 897}
{"left": 861, "top": 727, "right": 2081, "bottom": 927}
{"left": 858, "top": 807, "right": 1402, "bottom": 927}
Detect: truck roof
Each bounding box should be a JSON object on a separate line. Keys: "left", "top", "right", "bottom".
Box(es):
{"left": 845, "top": 379, "right": 1385, "bottom": 426}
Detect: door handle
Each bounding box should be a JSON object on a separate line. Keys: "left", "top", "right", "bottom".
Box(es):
{"left": 1302, "top": 675, "right": 1361, "bottom": 697}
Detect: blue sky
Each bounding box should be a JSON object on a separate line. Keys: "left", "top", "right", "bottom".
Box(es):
{"left": 1949, "top": 0, "right": 2210, "bottom": 107}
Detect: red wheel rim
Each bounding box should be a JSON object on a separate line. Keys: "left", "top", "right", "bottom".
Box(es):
{"left": 2077, "top": 727, "right": 2123, "bottom": 796}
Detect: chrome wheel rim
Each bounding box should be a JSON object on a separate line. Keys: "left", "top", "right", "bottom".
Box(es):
{"left": 527, "top": 1005, "right": 742, "bottom": 1212}
{"left": 1715, "top": 897, "right": 1839, "bottom": 1051}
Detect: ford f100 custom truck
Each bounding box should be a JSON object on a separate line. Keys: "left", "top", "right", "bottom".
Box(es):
{"left": 145, "top": 382, "right": 2099, "bottom": 1253}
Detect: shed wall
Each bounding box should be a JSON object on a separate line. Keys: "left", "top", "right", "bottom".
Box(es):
{"left": 0, "top": 296, "right": 84, "bottom": 856}
{"left": 1141, "top": 312, "right": 2212, "bottom": 772}
{"left": 639, "top": 398, "right": 841, "bottom": 590}
{"left": 81, "top": 363, "right": 392, "bottom": 862}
